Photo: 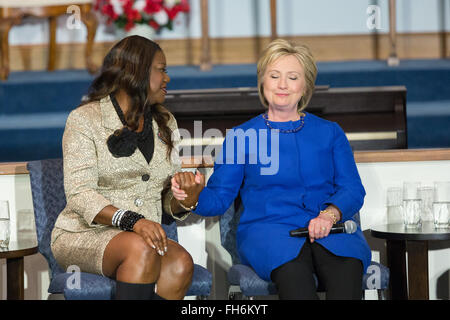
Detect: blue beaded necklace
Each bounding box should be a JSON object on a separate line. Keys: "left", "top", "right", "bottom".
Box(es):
{"left": 262, "top": 112, "right": 306, "bottom": 133}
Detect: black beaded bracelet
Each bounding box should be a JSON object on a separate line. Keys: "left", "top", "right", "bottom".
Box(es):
{"left": 119, "top": 210, "right": 145, "bottom": 232}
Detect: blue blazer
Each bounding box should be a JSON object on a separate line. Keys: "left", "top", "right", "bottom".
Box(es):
{"left": 194, "top": 113, "right": 371, "bottom": 281}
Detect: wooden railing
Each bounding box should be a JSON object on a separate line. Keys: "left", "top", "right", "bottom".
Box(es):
{"left": 198, "top": 0, "right": 401, "bottom": 69}
{"left": 2, "top": 149, "right": 450, "bottom": 174}
{"left": 199, "top": 0, "right": 279, "bottom": 70}
{"left": 388, "top": 0, "right": 399, "bottom": 66}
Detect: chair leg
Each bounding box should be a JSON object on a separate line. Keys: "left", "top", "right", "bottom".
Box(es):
{"left": 228, "top": 285, "right": 242, "bottom": 300}
{"left": 0, "top": 18, "right": 14, "bottom": 80}
{"left": 229, "top": 292, "right": 244, "bottom": 300}
{"left": 377, "top": 289, "right": 388, "bottom": 300}
{"left": 80, "top": 5, "right": 98, "bottom": 74}
{"left": 48, "top": 16, "right": 57, "bottom": 71}
{"left": 47, "top": 293, "right": 65, "bottom": 300}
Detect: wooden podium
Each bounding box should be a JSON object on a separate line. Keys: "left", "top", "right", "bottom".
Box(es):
{"left": 0, "top": 0, "right": 98, "bottom": 80}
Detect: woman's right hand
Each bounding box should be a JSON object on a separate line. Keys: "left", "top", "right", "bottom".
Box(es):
{"left": 171, "top": 175, "right": 187, "bottom": 201}
{"left": 133, "top": 219, "right": 167, "bottom": 256}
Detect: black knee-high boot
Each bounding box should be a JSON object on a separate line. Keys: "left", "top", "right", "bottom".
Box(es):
{"left": 152, "top": 292, "right": 166, "bottom": 300}
{"left": 114, "top": 281, "right": 156, "bottom": 300}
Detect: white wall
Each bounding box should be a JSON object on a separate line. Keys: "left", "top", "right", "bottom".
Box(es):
{"left": 8, "top": 0, "right": 450, "bottom": 45}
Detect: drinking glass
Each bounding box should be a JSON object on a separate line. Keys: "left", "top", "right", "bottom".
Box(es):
{"left": 0, "top": 200, "right": 10, "bottom": 248}
{"left": 386, "top": 187, "right": 403, "bottom": 224}
{"left": 403, "top": 199, "right": 422, "bottom": 228}
{"left": 433, "top": 181, "right": 450, "bottom": 228}
{"left": 434, "top": 182, "right": 450, "bottom": 202}
{"left": 433, "top": 202, "right": 449, "bottom": 229}
{"left": 403, "top": 181, "right": 421, "bottom": 200}
{"left": 17, "top": 209, "right": 35, "bottom": 237}
{"left": 419, "top": 186, "right": 434, "bottom": 222}
{"left": 403, "top": 182, "right": 422, "bottom": 228}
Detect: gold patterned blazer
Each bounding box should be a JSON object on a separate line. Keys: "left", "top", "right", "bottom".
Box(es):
{"left": 54, "top": 95, "right": 187, "bottom": 233}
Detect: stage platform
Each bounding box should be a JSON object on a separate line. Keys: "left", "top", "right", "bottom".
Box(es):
{"left": 1, "top": 59, "right": 449, "bottom": 162}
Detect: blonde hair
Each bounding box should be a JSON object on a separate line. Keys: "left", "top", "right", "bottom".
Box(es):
{"left": 257, "top": 39, "right": 317, "bottom": 112}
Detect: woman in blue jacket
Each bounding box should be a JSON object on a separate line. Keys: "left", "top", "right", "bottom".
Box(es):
{"left": 172, "top": 39, "right": 371, "bottom": 300}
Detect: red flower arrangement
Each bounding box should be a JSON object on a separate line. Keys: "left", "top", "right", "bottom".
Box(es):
{"left": 95, "top": 0, "right": 190, "bottom": 32}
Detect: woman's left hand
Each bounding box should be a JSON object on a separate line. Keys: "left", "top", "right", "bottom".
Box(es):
{"left": 172, "top": 170, "right": 205, "bottom": 208}
{"left": 307, "top": 212, "right": 335, "bottom": 243}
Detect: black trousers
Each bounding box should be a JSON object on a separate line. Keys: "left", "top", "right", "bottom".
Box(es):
{"left": 270, "top": 241, "right": 363, "bottom": 300}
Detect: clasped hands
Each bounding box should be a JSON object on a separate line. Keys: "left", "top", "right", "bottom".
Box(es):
{"left": 171, "top": 170, "right": 206, "bottom": 209}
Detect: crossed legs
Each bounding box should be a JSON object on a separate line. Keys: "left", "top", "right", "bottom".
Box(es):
{"left": 102, "top": 231, "right": 194, "bottom": 300}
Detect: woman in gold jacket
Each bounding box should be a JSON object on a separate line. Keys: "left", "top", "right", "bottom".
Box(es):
{"left": 51, "top": 36, "right": 194, "bottom": 300}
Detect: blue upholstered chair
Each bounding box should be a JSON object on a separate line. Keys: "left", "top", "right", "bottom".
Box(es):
{"left": 220, "top": 198, "right": 390, "bottom": 300}
{"left": 27, "top": 158, "right": 212, "bottom": 300}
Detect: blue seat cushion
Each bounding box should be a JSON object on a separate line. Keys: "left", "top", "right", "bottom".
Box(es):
{"left": 228, "top": 264, "right": 278, "bottom": 297}
{"left": 228, "top": 261, "right": 389, "bottom": 297}
{"left": 49, "top": 272, "right": 115, "bottom": 300}
{"left": 187, "top": 264, "right": 212, "bottom": 297}
{"left": 49, "top": 264, "right": 211, "bottom": 299}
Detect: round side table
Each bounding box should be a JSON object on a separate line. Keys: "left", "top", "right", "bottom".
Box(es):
{"left": 371, "top": 222, "right": 450, "bottom": 300}
{"left": 0, "top": 236, "right": 38, "bottom": 300}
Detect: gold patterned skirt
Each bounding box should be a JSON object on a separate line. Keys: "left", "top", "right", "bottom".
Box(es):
{"left": 51, "top": 226, "right": 123, "bottom": 276}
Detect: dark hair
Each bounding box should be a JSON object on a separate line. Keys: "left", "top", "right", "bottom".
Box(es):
{"left": 81, "top": 35, "right": 174, "bottom": 158}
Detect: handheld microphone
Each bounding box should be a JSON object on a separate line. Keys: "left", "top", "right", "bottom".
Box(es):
{"left": 289, "top": 220, "right": 357, "bottom": 237}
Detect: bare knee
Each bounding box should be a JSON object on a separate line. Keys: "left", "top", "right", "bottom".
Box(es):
{"left": 105, "top": 232, "right": 161, "bottom": 282}
{"left": 171, "top": 249, "right": 194, "bottom": 280}
{"left": 162, "top": 242, "right": 194, "bottom": 281}
{"left": 124, "top": 235, "right": 161, "bottom": 274}
{"left": 156, "top": 243, "right": 194, "bottom": 299}
{"left": 126, "top": 235, "right": 158, "bottom": 261}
